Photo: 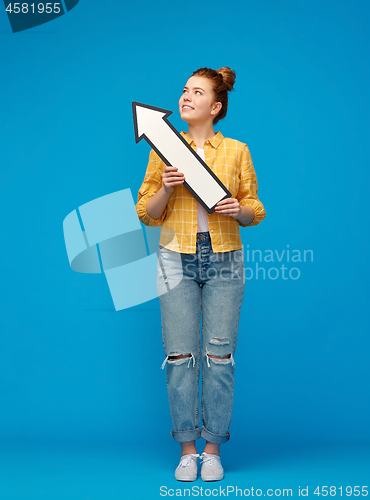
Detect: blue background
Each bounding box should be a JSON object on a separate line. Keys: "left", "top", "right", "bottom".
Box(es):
{"left": 0, "top": 0, "right": 369, "bottom": 498}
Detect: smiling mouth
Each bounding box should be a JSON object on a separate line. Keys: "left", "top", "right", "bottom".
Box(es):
{"left": 182, "top": 105, "right": 193, "bottom": 110}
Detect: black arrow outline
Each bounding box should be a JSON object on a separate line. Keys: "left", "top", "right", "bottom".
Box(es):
{"left": 132, "top": 101, "right": 231, "bottom": 215}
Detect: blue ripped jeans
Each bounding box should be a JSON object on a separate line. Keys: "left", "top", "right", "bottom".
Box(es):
{"left": 157, "top": 232, "right": 245, "bottom": 444}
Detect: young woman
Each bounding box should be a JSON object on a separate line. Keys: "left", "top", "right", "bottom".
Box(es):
{"left": 136, "top": 67, "right": 266, "bottom": 481}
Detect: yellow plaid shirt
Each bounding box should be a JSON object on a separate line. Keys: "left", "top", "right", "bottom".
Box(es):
{"left": 136, "top": 131, "right": 266, "bottom": 254}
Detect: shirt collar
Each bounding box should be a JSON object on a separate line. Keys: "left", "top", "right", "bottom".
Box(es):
{"left": 181, "top": 131, "right": 224, "bottom": 149}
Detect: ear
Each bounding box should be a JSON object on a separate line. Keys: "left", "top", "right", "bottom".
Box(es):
{"left": 211, "top": 102, "right": 222, "bottom": 116}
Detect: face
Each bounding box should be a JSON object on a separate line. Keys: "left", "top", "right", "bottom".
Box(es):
{"left": 179, "top": 75, "right": 221, "bottom": 125}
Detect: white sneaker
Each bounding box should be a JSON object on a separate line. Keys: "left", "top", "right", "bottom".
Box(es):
{"left": 200, "top": 452, "right": 224, "bottom": 481}
{"left": 175, "top": 453, "right": 199, "bottom": 481}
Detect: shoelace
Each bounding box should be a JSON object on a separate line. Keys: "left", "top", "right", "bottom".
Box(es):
{"left": 178, "top": 453, "right": 199, "bottom": 468}
{"left": 200, "top": 453, "right": 221, "bottom": 466}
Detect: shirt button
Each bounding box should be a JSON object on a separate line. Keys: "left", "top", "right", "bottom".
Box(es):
{"left": 211, "top": 230, "right": 213, "bottom": 232}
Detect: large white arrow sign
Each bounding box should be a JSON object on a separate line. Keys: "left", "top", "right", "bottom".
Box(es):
{"left": 132, "top": 102, "right": 231, "bottom": 214}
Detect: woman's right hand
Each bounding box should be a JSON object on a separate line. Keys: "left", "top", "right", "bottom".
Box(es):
{"left": 162, "top": 166, "right": 185, "bottom": 195}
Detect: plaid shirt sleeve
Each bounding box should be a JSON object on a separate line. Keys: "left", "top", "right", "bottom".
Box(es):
{"left": 236, "top": 144, "right": 266, "bottom": 228}
{"left": 135, "top": 149, "right": 167, "bottom": 227}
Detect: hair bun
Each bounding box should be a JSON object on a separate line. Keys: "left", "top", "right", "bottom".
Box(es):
{"left": 217, "top": 67, "right": 236, "bottom": 91}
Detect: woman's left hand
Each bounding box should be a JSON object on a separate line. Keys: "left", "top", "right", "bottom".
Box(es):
{"left": 214, "top": 198, "right": 241, "bottom": 219}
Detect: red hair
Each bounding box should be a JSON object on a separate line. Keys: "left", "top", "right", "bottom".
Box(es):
{"left": 191, "top": 67, "right": 236, "bottom": 124}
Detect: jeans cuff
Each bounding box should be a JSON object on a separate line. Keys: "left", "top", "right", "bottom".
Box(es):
{"left": 200, "top": 426, "right": 230, "bottom": 444}
{"left": 170, "top": 428, "right": 201, "bottom": 443}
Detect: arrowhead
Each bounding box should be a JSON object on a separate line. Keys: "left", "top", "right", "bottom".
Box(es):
{"left": 132, "top": 102, "right": 173, "bottom": 143}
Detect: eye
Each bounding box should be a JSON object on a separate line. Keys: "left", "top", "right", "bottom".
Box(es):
{"left": 195, "top": 90, "right": 202, "bottom": 95}
{"left": 183, "top": 89, "right": 188, "bottom": 94}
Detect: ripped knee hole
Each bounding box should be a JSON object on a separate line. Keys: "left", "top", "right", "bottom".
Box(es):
{"left": 205, "top": 351, "right": 235, "bottom": 367}
{"left": 168, "top": 353, "right": 192, "bottom": 361}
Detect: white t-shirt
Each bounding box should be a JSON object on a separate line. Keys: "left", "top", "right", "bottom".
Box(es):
{"left": 196, "top": 148, "right": 210, "bottom": 233}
